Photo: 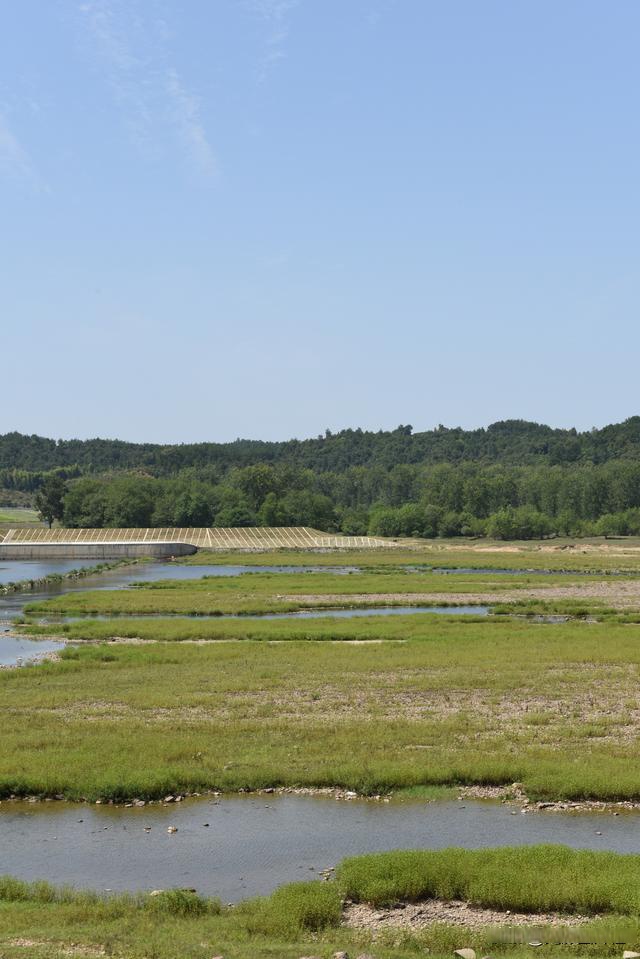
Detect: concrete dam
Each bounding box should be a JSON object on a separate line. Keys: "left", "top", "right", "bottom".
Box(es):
{"left": 0, "top": 527, "right": 388, "bottom": 559}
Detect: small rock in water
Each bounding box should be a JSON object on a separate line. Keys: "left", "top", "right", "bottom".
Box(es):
{"left": 167, "top": 825, "right": 178, "bottom": 833}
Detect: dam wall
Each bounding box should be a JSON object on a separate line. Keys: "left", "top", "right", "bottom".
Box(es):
{"left": 0, "top": 526, "right": 389, "bottom": 557}
{"left": 0, "top": 543, "right": 197, "bottom": 560}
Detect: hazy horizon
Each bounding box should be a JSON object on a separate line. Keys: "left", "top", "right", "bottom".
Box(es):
{"left": 4, "top": 413, "right": 639, "bottom": 446}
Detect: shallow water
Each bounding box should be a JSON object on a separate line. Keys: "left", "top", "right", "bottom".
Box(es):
{"left": 0, "top": 559, "right": 99, "bottom": 585}
{"left": 0, "top": 560, "right": 358, "bottom": 591}
{"left": 0, "top": 562, "right": 360, "bottom": 654}
{"left": 54, "top": 605, "right": 489, "bottom": 624}
{"left": 0, "top": 635, "right": 65, "bottom": 667}
{"left": 1, "top": 796, "right": 637, "bottom": 901}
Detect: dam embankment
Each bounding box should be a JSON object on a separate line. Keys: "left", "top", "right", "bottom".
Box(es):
{"left": 0, "top": 542, "right": 196, "bottom": 560}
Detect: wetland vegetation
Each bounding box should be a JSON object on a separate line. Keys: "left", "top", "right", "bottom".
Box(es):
{"left": 7, "top": 540, "right": 640, "bottom": 956}
{"left": 6, "top": 615, "right": 640, "bottom": 801}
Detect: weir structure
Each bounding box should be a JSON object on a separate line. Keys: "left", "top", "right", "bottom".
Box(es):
{"left": 0, "top": 527, "right": 388, "bottom": 559}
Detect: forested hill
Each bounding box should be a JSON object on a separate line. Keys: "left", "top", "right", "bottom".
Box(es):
{"left": 3, "top": 417, "right": 640, "bottom": 473}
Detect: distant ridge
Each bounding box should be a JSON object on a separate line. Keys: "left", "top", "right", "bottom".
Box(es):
{"left": 3, "top": 417, "right": 640, "bottom": 473}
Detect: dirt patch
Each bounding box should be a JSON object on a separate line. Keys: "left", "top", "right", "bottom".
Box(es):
{"left": 282, "top": 579, "right": 640, "bottom": 610}
{"left": 343, "top": 900, "right": 591, "bottom": 930}
{"left": 6, "top": 939, "right": 105, "bottom": 957}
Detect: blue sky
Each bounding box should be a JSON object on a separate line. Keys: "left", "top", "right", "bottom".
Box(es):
{"left": 1, "top": 1, "right": 639, "bottom": 442}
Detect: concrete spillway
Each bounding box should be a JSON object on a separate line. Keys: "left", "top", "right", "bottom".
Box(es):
{"left": 0, "top": 526, "right": 388, "bottom": 559}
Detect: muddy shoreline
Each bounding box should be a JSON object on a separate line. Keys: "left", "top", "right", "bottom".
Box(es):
{"left": 2, "top": 782, "right": 640, "bottom": 813}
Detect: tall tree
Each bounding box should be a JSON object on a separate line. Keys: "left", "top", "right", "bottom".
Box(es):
{"left": 34, "top": 475, "right": 67, "bottom": 528}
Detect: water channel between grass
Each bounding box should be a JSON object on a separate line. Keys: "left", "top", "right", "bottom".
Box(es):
{"left": 0, "top": 559, "right": 491, "bottom": 664}
{"left": 2, "top": 795, "right": 639, "bottom": 902}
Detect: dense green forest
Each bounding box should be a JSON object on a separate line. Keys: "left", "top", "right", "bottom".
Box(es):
{"left": 5, "top": 419, "right": 640, "bottom": 538}
{"left": 5, "top": 418, "right": 640, "bottom": 473}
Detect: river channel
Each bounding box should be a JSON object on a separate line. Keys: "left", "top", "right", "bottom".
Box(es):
{"left": 0, "top": 560, "right": 489, "bottom": 665}
{"left": 2, "top": 795, "right": 639, "bottom": 901}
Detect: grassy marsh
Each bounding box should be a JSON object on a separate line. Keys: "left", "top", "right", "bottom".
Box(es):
{"left": 182, "top": 540, "right": 640, "bottom": 573}
{"left": 5, "top": 620, "right": 640, "bottom": 800}
{"left": 22, "top": 568, "right": 594, "bottom": 617}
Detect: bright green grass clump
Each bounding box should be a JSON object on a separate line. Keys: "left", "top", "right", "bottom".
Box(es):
{"left": 337, "top": 845, "right": 640, "bottom": 913}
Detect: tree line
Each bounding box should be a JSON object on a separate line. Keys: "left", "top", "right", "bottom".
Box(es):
{"left": 30, "top": 459, "right": 640, "bottom": 539}
{"left": 5, "top": 416, "right": 640, "bottom": 475}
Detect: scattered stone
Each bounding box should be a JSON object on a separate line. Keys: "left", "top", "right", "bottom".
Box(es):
{"left": 454, "top": 950, "right": 476, "bottom": 959}
{"left": 167, "top": 826, "right": 178, "bottom": 833}
{"left": 344, "top": 900, "right": 592, "bottom": 931}
{"left": 164, "top": 795, "right": 174, "bottom": 803}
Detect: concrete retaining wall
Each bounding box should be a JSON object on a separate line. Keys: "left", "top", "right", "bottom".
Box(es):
{"left": 0, "top": 543, "right": 197, "bottom": 560}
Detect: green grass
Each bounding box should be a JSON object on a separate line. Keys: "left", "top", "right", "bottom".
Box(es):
{"left": 4, "top": 847, "right": 640, "bottom": 957}
{"left": 22, "top": 568, "right": 593, "bottom": 617}
{"left": 5, "top": 619, "right": 640, "bottom": 800}
{"left": 0, "top": 507, "right": 40, "bottom": 525}
{"left": 18, "top": 611, "right": 493, "bottom": 642}
{"left": 337, "top": 845, "right": 640, "bottom": 913}
{"left": 182, "top": 540, "right": 640, "bottom": 572}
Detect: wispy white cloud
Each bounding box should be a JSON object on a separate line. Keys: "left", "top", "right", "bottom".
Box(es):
{"left": 77, "top": 0, "right": 217, "bottom": 179}
{"left": 364, "top": 0, "right": 396, "bottom": 29}
{"left": 0, "top": 112, "right": 45, "bottom": 190}
{"left": 165, "top": 68, "right": 217, "bottom": 178}
{"left": 243, "top": 0, "right": 299, "bottom": 83}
